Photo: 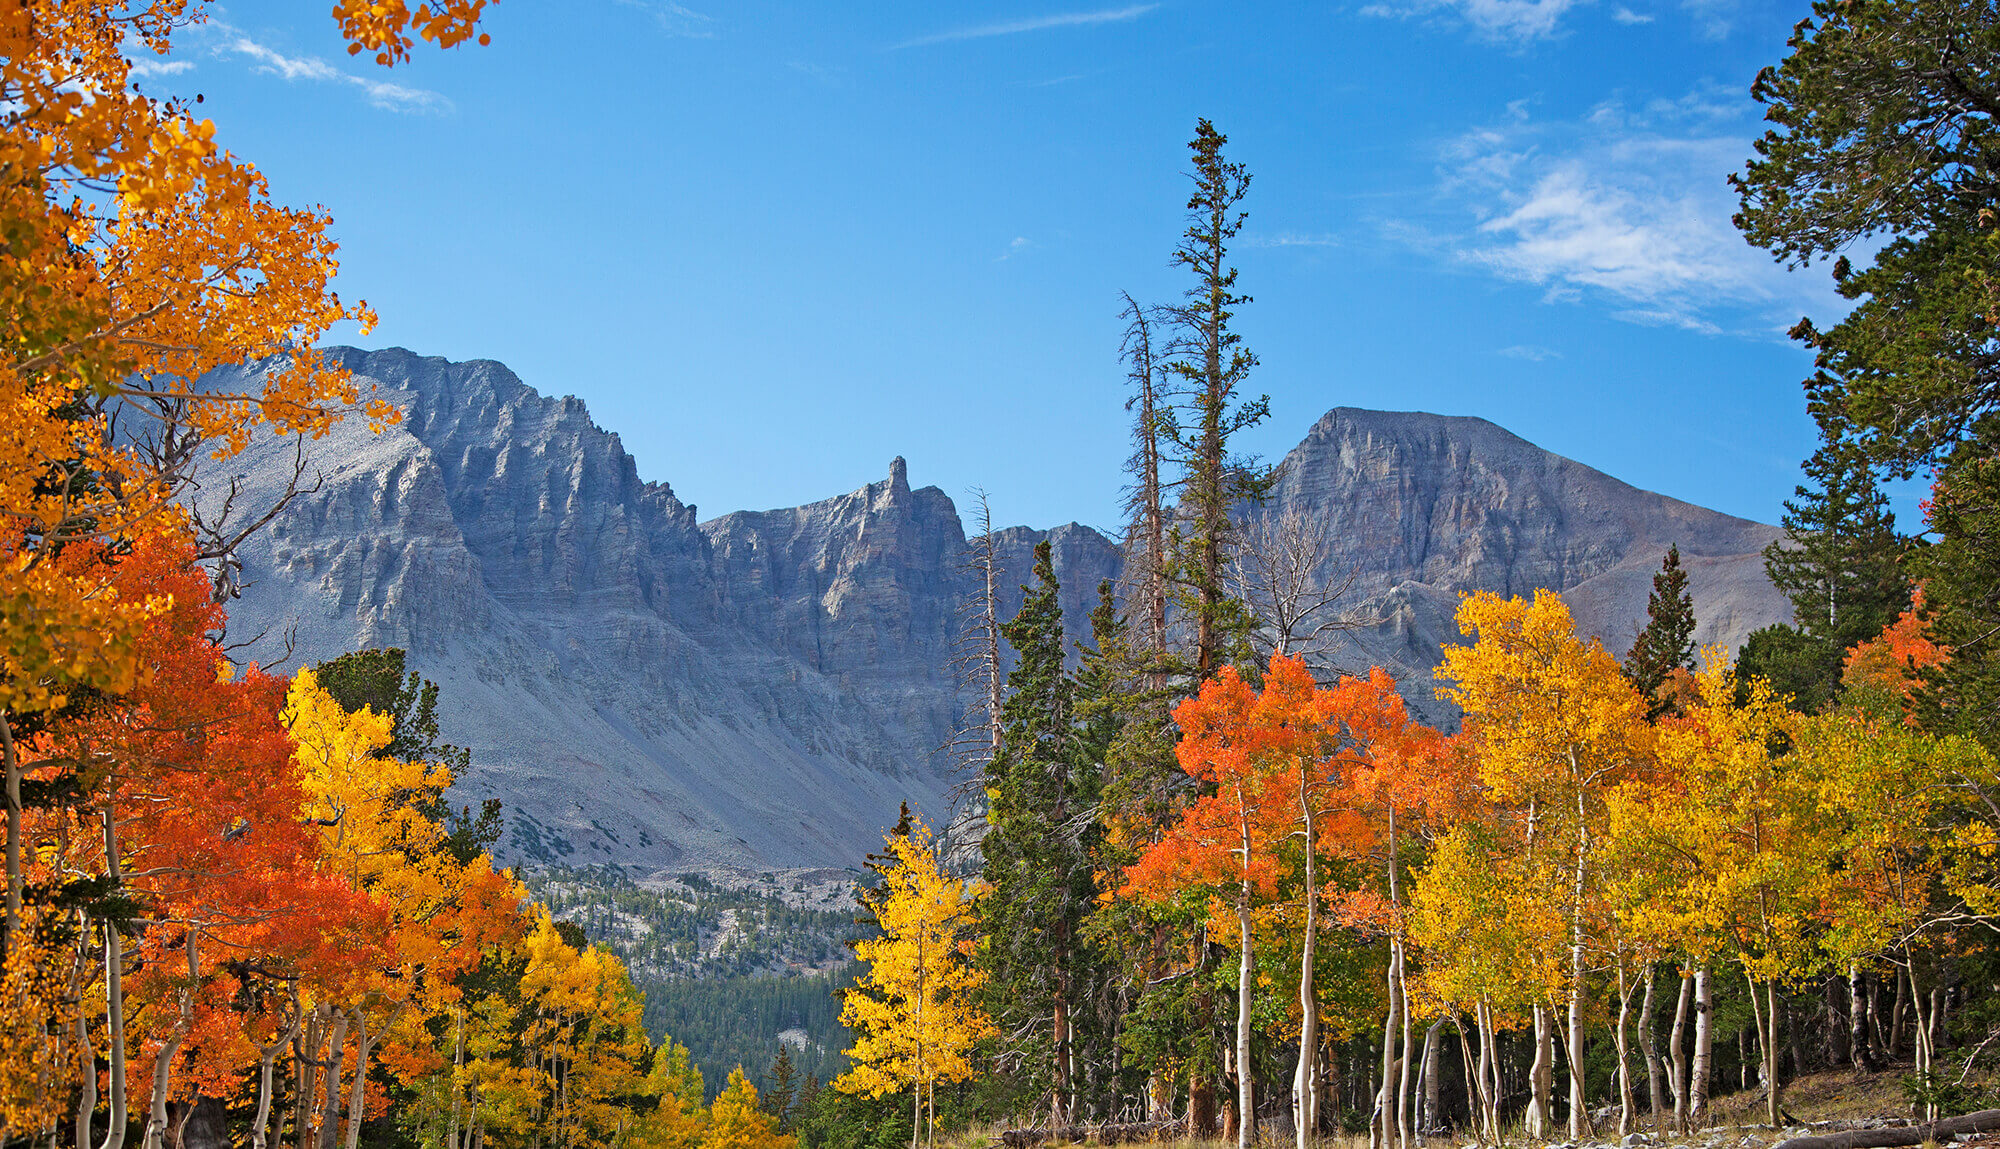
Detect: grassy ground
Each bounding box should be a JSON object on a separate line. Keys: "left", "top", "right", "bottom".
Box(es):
{"left": 940, "top": 1066, "right": 1988, "bottom": 1149}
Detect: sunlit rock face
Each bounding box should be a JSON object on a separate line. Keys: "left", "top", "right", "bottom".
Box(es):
{"left": 213, "top": 350, "right": 1785, "bottom": 869}
{"left": 1253, "top": 408, "right": 1790, "bottom": 724}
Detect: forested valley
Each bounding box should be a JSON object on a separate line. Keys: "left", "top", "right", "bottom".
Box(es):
{"left": 5, "top": 4, "right": 2000, "bottom": 1149}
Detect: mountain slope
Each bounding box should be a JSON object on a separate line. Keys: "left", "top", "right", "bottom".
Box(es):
{"left": 213, "top": 348, "right": 1788, "bottom": 870}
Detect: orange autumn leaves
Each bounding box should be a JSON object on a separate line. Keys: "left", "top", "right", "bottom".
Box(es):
{"left": 1124, "top": 657, "right": 1449, "bottom": 918}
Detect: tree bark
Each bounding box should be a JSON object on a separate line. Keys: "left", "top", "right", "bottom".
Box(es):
{"left": 1640, "top": 964, "right": 1666, "bottom": 1131}
{"left": 2, "top": 712, "right": 21, "bottom": 960}
{"left": 98, "top": 809, "right": 128, "bottom": 1149}
{"left": 1235, "top": 892, "right": 1255, "bottom": 1149}
{"left": 141, "top": 931, "right": 197, "bottom": 1149}
{"left": 1616, "top": 960, "right": 1636, "bottom": 1135}
{"left": 1526, "top": 1004, "right": 1555, "bottom": 1141}
{"left": 316, "top": 1012, "right": 348, "bottom": 1149}
{"left": 1294, "top": 784, "right": 1320, "bottom": 1149}
{"left": 1690, "top": 967, "right": 1714, "bottom": 1129}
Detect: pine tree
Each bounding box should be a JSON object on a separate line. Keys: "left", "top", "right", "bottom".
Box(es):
{"left": 1739, "top": 438, "right": 1909, "bottom": 711}
{"left": 1161, "top": 118, "right": 1272, "bottom": 677}
{"left": 762, "top": 1045, "right": 798, "bottom": 1130}
{"left": 979, "top": 541, "right": 1101, "bottom": 1124}
{"left": 1623, "top": 546, "right": 1698, "bottom": 714}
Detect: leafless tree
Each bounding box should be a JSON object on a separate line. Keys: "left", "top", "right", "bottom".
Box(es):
{"left": 1226, "top": 506, "right": 1375, "bottom": 669}
{"left": 114, "top": 381, "right": 326, "bottom": 605}
{"left": 939, "top": 489, "right": 1007, "bottom": 865}
{"left": 1118, "top": 292, "right": 1171, "bottom": 673}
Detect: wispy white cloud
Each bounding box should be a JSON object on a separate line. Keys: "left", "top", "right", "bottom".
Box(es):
{"left": 996, "top": 236, "right": 1034, "bottom": 261}
{"left": 1244, "top": 231, "right": 1342, "bottom": 248}
{"left": 1498, "top": 344, "right": 1563, "bottom": 361}
{"left": 613, "top": 0, "right": 716, "bottom": 38}
{"left": 895, "top": 4, "right": 1156, "bottom": 49}
{"left": 127, "top": 58, "right": 195, "bottom": 80}
{"left": 1358, "top": 0, "right": 1586, "bottom": 43}
{"left": 221, "top": 34, "right": 451, "bottom": 112}
{"left": 1401, "top": 88, "right": 1841, "bottom": 335}
{"left": 1611, "top": 6, "right": 1655, "bottom": 21}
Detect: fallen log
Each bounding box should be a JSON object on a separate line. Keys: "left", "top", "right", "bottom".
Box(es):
{"left": 1774, "top": 1109, "right": 2000, "bottom": 1149}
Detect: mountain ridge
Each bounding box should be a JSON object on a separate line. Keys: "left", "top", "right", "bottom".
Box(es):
{"left": 209, "top": 347, "right": 1790, "bottom": 871}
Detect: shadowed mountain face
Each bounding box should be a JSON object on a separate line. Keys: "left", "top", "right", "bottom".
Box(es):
{"left": 212, "top": 349, "right": 1787, "bottom": 870}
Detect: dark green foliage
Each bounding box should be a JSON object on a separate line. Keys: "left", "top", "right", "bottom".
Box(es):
{"left": 1909, "top": 423, "right": 2000, "bottom": 748}
{"left": 1622, "top": 545, "right": 1698, "bottom": 712}
{"left": 523, "top": 864, "right": 861, "bottom": 1100}
{"left": 1737, "top": 439, "right": 1909, "bottom": 711}
{"left": 1160, "top": 118, "right": 1272, "bottom": 676}
{"left": 1763, "top": 439, "right": 1909, "bottom": 650}
{"left": 761, "top": 1044, "right": 799, "bottom": 1128}
{"left": 1736, "top": 623, "right": 1847, "bottom": 714}
{"left": 980, "top": 541, "right": 1106, "bottom": 1117}
{"left": 642, "top": 970, "right": 853, "bottom": 1101}
{"left": 1732, "top": 0, "right": 1990, "bottom": 731}
{"left": 312, "top": 648, "right": 470, "bottom": 772}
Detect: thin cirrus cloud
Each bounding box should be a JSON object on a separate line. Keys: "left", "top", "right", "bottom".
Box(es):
{"left": 1358, "top": 0, "right": 1586, "bottom": 43}
{"left": 893, "top": 4, "right": 1157, "bottom": 49}
{"left": 220, "top": 34, "right": 452, "bottom": 113}
{"left": 611, "top": 0, "right": 716, "bottom": 38}
{"left": 1407, "top": 90, "right": 1841, "bottom": 336}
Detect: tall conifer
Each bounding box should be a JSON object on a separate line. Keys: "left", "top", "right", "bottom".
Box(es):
{"left": 1623, "top": 546, "right": 1698, "bottom": 715}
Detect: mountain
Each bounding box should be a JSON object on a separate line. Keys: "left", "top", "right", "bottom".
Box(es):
{"left": 209, "top": 348, "right": 1788, "bottom": 872}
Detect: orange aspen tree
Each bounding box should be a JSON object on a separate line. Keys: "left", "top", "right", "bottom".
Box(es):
{"left": 1124, "top": 666, "right": 1286, "bottom": 1149}
{"left": 1437, "top": 590, "right": 1652, "bottom": 1141}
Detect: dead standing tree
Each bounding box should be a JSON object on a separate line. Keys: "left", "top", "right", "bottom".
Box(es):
{"left": 1226, "top": 506, "right": 1374, "bottom": 673}
{"left": 941, "top": 488, "right": 1006, "bottom": 864}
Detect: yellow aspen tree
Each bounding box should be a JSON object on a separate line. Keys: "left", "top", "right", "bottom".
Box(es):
{"left": 701, "top": 1070, "right": 792, "bottom": 1149}
{"left": 1436, "top": 590, "right": 1652, "bottom": 1141}
{"left": 836, "top": 818, "right": 992, "bottom": 1149}
{"left": 1609, "top": 658, "right": 1831, "bottom": 1128}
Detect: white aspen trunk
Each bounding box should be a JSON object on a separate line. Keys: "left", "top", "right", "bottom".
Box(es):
{"left": 1525, "top": 1004, "right": 1554, "bottom": 1141}
{"left": 1639, "top": 964, "right": 1664, "bottom": 1131}
{"left": 1396, "top": 973, "right": 1414, "bottom": 1149}
{"left": 1478, "top": 1001, "right": 1501, "bottom": 1143}
{"left": 1453, "top": 1018, "right": 1485, "bottom": 1147}
{"left": 1419, "top": 1021, "right": 1443, "bottom": 1137}
{"left": 1236, "top": 891, "right": 1255, "bottom": 1149}
{"left": 1765, "top": 982, "right": 1783, "bottom": 1127}
{"left": 316, "top": 1013, "right": 348, "bottom": 1149}
{"left": 1374, "top": 805, "right": 1403, "bottom": 1149}
{"left": 1668, "top": 971, "right": 1691, "bottom": 1133}
{"left": 1294, "top": 781, "right": 1320, "bottom": 1149}
{"left": 140, "top": 931, "right": 197, "bottom": 1149}
{"left": 342, "top": 1008, "right": 381, "bottom": 1149}
{"left": 97, "top": 903, "right": 127, "bottom": 1149}
{"left": 75, "top": 987, "right": 96, "bottom": 1149}
{"left": 1615, "top": 959, "right": 1635, "bottom": 1135}
{"left": 252, "top": 1003, "right": 302, "bottom": 1149}
{"left": 1567, "top": 793, "right": 1591, "bottom": 1142}
{"left": 1690, "top": 967, "right": 1714, "bottom": 1128}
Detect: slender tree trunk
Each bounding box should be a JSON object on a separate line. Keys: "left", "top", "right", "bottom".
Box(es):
{"left": 141, "top": 931, "right": 197, "bottom": 1149}
{"left": 1236, "top": 890, "right": 1255, "bottom": 1149}
{"left": 1690, "top": 967, "right": 1714, "bottom": 1129}
{"left": 252, "top": 1000, "right": 302, "bottom": 1149}
{"left": 1765, "top": 982, "right": 1783, "bottom": 1126}
{"left": 1420, "top": 1021, "right": 1443, "bottom": 1136}
{"left": 316, "top": 1013, "right": 347, "bottom": 1149}
{"left": 1669, "top": 972, "right": 1691, "bottom": 1133}
{"left": 1396, "top": 971, "right": 1414, "bottom": 1149}
{"left": 2, "top": 713, "right": 21, "bottom": 960}
{"left": 1294, "top": 789, "right": 1320, "bottom": 1149}
{"left": 1375, "top": 806, "right": 1403, "bottom": 1149}
{"left": 75, "top": 977, "right": 97, "bottom": 1149}
{"left": 98, "top": 806, "right": 129, "bottom": 1149}
{"left": 1615, "top": 959, "right": 1635, "bottom": 1135}
{"left": 1526, "top": 1004, "right": 1554, "bottom": 1141}
{"left": 1640, "top": 964, "right": 1665, "bottom": 1131}
{"left": 1567, "top": 801, "right": 1591, "bottom": 1141}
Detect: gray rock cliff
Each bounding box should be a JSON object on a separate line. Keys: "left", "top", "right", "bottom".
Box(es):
{"left": 211, "top": 350, "right": 1788, "bottom": 869}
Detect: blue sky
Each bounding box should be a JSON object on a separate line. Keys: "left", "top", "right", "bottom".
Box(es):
{"left": 140, "top": 0, "right": 1873, "bottom": 534}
